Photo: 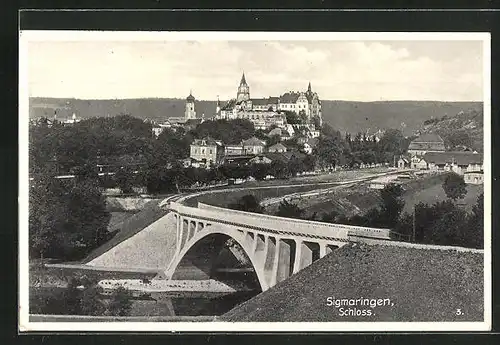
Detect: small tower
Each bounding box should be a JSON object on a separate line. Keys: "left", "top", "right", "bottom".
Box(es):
{"left": 185, "top": 90, "right": 196, "bottom": 120}
{"left": 215, "top": 95, "right": 221, "bottom": 114}
{"left": 307, "top": 81, "right": 312, "bottom": 93}
{"left": 236, "top": 72, "right": 250, "bottom": 102}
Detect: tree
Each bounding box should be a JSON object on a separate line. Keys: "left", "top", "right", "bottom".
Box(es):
{"left": 114, "top": 168, "right": 135, "bottom": 194}
{"left": 228, "top": 194, "right": 264, "bottom": 213}
{"left": 299, "top": 110, "right": 308, "bottom": 124}
{"left": 378, "top": 129, "right": 407, "bottom": 163}
{"left": 266, "top": 134, "right": 281, "bottom": 147}
{"left": 29, "top": 172, "right": 112, "bottom": 261}
{"left": 275, "top": 200, "right": 304, "bottom": 219}
{"left": 249, "top": 163, "right": 269, "bottom": 181}
{"left": 287, "top": 156, "right": 304, "bottom": 177}
{"left": 312, "top": 115, "right": 322, "bottom": 129}
{"left": 314, "top": 135, "right": 343, "bottom": 170}
{"left": 283, "top": 111, "right": 301, "bottom": 125}
{"left": 442, "top": 172, "right": 467, "bottom": 200}
{"left": 379, "top": 183, "right": 405, "bottom": 228}
{"left": 443, "top": 129, "right": 473, "bottom": 151}
{"left": 106, "top": 286, "right": 133, "bottom": 316}
{"left": 468, "top": 193, "right": 484, "bottom": 249}
{"left": 302, "top": 155, "right": 317, "bottom": 172}
{"left": 80, "top": 284, "right": 106, "bottom": 316}
{"left": 269, "top": 160, "right": 289, "bottom": 179}
{"left": 190, "top": 119, "right": 255, "bottom": 145}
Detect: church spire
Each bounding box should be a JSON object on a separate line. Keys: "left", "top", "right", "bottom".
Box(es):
{"left": 307, "top": 81, "right": 312, "bottom": 93}
{"left": 240, "top": 71, "right": 247, "bottom": 86}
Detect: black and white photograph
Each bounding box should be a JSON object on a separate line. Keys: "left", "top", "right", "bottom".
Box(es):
{"left": 19, "top": 31, "right": 491, "bottom": 332}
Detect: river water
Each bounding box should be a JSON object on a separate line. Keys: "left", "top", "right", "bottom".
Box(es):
{"left": 130, "top": 290, "right": 259, "bottom": 317}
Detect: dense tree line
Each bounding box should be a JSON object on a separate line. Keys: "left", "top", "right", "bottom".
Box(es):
{"left": 141, "top": 154, "right": 316, "bottom": 194}
{"left": 30, "top": 115, "right": 153, "bottom": 175}
{"left": 29, "top": 172, "right": 112, "bottom": 261}
{"left": 229, "top": 184, "right": 483, "bottom": 249}
{"left": 188, "top": 119, "right": 256, "bottom": 145}
{"left": 313, "top": 125, "right": 411, "bottom": 170}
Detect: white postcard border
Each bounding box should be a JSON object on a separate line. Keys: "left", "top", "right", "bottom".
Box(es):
{"left": 18, "top": 30, "right": 492, "bottom": 332}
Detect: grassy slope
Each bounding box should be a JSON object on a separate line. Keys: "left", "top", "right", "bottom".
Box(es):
{"left": 29, "top": 97, "right": 482, "bottom": 136}
{"left": 108, "top": 211, "right": 136, "bottom": 232}
{"left": 403, "top": 183, "right": 483, "bottom": 214}
{"left": 82, "top": 199, "right": 168, "bottom": 263}
{"left": 298, "top": 174, "right": 482, "bottom": 218}
{"left": 221, "top": 243, "right": 483, "bottom": 322}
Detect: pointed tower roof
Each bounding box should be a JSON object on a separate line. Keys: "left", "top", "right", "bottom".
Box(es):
{"left": 307, "top": 81, "right": 312, "bottom": 93}
{"left": 240, "top": 72, "right": 248, "bottom": 86}
{"left": 186, "top": 90, "right": 195, "bottom": 102}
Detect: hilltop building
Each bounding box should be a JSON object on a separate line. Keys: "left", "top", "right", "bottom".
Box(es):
{"left": 215, "top": 73, "right": 322, "bottom": 130}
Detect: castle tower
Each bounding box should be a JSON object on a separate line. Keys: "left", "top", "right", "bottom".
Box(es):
{"left": 185, "top": 90, "right": 196, "bottom": 120}
{"left": 236, "top": 72, "right": 250, "bottom": 102}
{"left": 215, "top": 95, "right": 221, "bottom": 114}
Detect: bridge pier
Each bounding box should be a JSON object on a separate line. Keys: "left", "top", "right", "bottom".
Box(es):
{"left": 175, "top": 214, "right": 182, "bottom": 254}
{"left": 270, "top": 237, "right": 280, "bottom": 287}
{"left": 276, "top": 238, "right": 295, "bottom": 284}
{"left": 263, "top": 236, "right": 277, "bottom": 287}
{"left": 320, "top": 242, "right": 327, "bottom": 258}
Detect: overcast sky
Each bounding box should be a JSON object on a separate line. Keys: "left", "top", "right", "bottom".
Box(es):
{"left": 28, "top": 40, "right": 484, "bottom": 101}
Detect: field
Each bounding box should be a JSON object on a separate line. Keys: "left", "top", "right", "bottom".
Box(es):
{"left": 403, "top": 183, "right": 483, "bottom": 214}
{"left": 221, "top": 243, "right": 484, "bottom": 322}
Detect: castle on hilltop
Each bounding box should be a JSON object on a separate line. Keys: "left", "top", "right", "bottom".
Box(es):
{"left": 214, "top": 72, "right": 323, "bottom": 130}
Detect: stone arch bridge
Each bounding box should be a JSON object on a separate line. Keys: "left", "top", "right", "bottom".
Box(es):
{"left": 164, "top": 201, "right": 405, "bottom": 292}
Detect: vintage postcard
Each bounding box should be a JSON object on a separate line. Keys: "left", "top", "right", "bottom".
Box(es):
{"left": 19, "top": 31, "right": 491, "bottom": 332}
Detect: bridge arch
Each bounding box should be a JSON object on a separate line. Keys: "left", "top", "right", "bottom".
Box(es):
{"left": 164, "top": 224, "right": 269, "bottom": 292}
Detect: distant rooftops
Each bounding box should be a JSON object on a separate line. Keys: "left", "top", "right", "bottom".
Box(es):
{"left": 423, "top": 151, "right": 483, "bottom": 166}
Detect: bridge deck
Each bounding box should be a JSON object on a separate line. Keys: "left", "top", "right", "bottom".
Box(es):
{"left": 169, "top": 202, "right": 393, "bottom": 242}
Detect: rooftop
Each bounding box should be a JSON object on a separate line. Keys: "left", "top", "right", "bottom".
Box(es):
{"left": 411, "top": 133, "right": 444, "bottom": 144}
{"left": 423, "top": 151, "right": 483, "bottom": 166}
{"left": 268, "top": 143, "right": 288, "bottom": 151}
{"left": 192, "top": 137, "right": 221, "bottom": 146}
{"left": 279, "top": 92, "right": 300, "bottom": 104}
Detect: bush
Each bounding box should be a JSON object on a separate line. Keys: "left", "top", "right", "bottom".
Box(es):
{"left": 442, "top": 172, "right": 467, "bottom": 200}
{"left": 228, "top": 195, "right": 264, "bottom": 213}
{"left": 275, "top": 200, "right": 304, "bottom": 219}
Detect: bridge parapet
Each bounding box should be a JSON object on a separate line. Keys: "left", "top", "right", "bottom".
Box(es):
{"left": 196, "top": 202, "right": 394, "bottom": 240}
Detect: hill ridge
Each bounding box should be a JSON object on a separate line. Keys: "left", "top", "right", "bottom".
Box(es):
{"left": 29, "top": 97, "right": 482, "bottom": 137}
